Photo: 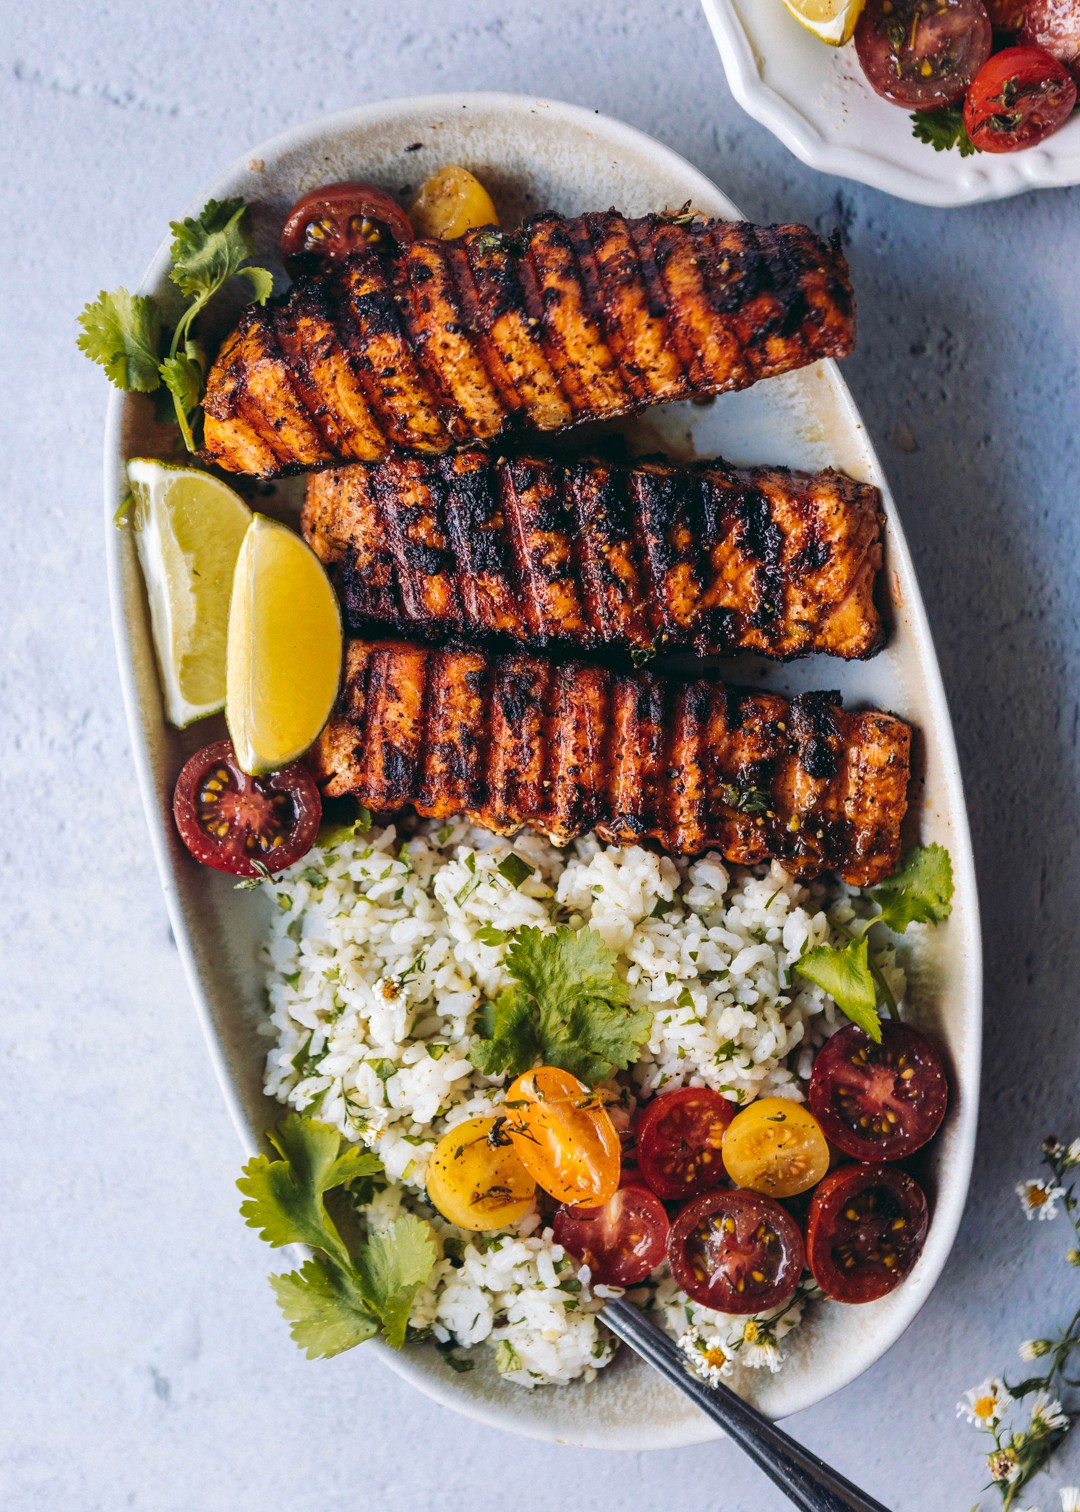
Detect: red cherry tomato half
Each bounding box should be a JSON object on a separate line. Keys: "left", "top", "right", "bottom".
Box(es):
{"left": 808, "top": 1021, "right": 948, "bottom": 1163}
{"left": 806, "top": 1164, "right": 929, "bottom": 1303}
{"left": 854, "top": 0, "right": 992, "bottom": 108}
{"left": 1021, "top": 0, "right": 1080, "bottom": 81}
{"left": 964, "top": 45, "right": 1077, "bottom": 151}
{"left": 172, "top": 739, "right": 322, "bottom": 878}
{"left": 667, "top": 1189, "right": 805, "bottom": 1315}
{"left": 280, "top": 183, "right": 415, "bottom": 274}
{"left": 552, "top": 1184, "right": 670, "bottom": 1287}
{"left": 635, "top": 1086, "right": 736, "bottom": 1201}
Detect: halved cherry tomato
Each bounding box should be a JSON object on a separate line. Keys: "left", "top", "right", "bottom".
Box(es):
{"left": 1022, "top": 0, "right": 1080, "bottom": 81}
{"left": 667, "top": 1189, "right": 805, "bottom": 1315}
{"left": 426, "top": 1116, "right": 536, "bottom": 1232}
{"left": 504, "top": 1066, "right": 621, "bottom": 1208}
{"left": 721, "top": 1097, "right": 830, "bottom": 1199}
{"left": 635, "top": 1087, "right": 735, "bottom": 1201}
{"left": 964, "top": 45, "right": 1077, "bottom": 151}
{"left": 409, "top": 165, "right": 499, "bottom": 241}
{"left": 280, "top": 183, "right": 415, "bottom": 274}
{"left": 552, "top": 1184, "right": 669, "bottom": 1286}
{"left": 172, "top": 738, "right": 321, "bottom": 878}
{"left": 806, "top": 1164, "right": 929, "bottom": 1302}
{"left": 808, "top": 1022, "right": 948, "bottom": 1162}
{"left": 854, "top": 0, "right": 992, "bottom": 108}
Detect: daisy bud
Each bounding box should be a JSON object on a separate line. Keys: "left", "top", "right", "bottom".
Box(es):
{"left": 1020, "top": 1338, "right": 1053, "bottom": 1360}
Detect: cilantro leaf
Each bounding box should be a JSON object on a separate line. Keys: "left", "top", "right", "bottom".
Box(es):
{"left": 870, "top": 843, "right": 954, "bottom": 934}
{"left": 793, "top": 846, "right": 954, "bottom": 1039}
{"left": 76, "top": 288, "right": 162, "bottom": 392}
{"left": 239, "top": 1114, "right": 436, "bottom": 1360}
{"left": 796, "top": 935, "right": 881, "bottom": 1041}
{"left": 911, "top": 106, "right": 979, "bottom": 157}
{"left": 168, "top": 198, "right": 259, "bottom": 301}
{"left": 78, "top": 196, "right": 273, "bottom": 451}
{"left": 355, "top": 1215, "right": 438, "bottom": 1349}
{"left": 237, "top": 1112, "right": 383, "bottom": 1271}
{"left": 270, "top": 1256, "right": 379, "bottom": 1359}
{"left": 159, "top": 349, "right": 204, "bottom": 418}
{"left": 470, "top": 926, "right": 652, "bottom": 1083}
{"left": 317, "top": 796, "right": 373, "bottom": 849}
{"left": 240, "top": 264, "right": 275, "bottom": 305}
{"left": 470, "top": 986, "right": 543, "bottom": 1077}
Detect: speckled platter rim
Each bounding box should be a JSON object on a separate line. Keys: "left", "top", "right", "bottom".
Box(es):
{"left": 702, "top": 0, "right": 1080, "bottom": 208}
{"left": 104, "top": 91, "right": 981, "bottom": 1449}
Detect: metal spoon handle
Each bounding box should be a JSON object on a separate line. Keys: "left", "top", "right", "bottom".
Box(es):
{"left": 602, "top": 1298, "right": 892, "bottom": 1512}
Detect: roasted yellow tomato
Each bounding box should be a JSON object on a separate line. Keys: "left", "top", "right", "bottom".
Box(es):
{"left": 504, "top": 1066, "right": 621, "bottom": 1208}
{"left": 426, "top": 1116, "right": 536, "bottom": 1231}
{"left": 410, "top": 164, "right": 499, "bottom": 241}
{"left": 721, "top": 1097, "right": 830, "bottom": 1199}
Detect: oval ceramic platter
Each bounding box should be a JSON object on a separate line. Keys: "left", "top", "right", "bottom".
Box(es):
{"left": 701, "top": 0, "right": 1080, "bottom": 207}
{"left": 105, "top": 92, "right": 980, "bottom": 1450}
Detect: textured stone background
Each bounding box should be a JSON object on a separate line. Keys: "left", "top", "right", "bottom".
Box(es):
{"left": 3, "top": 2, "right": 1079, "bottom": 1509}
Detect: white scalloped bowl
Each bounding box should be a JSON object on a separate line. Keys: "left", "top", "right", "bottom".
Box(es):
{"left": 702, "top": 0, "right": 1080, "bottom": 206}
{"left": 105, "top": 92, "right": 981, "bottom": 1448}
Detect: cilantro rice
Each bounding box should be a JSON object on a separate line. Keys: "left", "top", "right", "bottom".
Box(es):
{"left": 259, "top": 816, "right": 903, "bottom": 1390}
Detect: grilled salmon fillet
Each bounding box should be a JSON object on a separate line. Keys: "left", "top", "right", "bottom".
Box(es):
{"left": 302, "top": 450, "right": 885, "bottom": 661}
{"left": 202, "top": 213, "right": 855, "bottom": 478}
{"left": 311, "top": 638, "right": 910, "bottom": 886}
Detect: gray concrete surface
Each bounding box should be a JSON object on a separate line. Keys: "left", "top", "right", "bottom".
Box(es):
{"left": 3, "top": 2, "right": 1079, "bottom": 1509}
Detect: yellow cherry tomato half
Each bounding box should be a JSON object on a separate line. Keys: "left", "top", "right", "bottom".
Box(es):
{"left": 504, "top": 1066, "right": 621, "bottom": 1208}
{"left": 721, "top": 1096, "right": 831, "bottom": 1199}
{"left": 410, "top": 164, "right": 499, "bottom": 241}
{"left": 426, "top": 1116, "right": 536, "bottom": 1232}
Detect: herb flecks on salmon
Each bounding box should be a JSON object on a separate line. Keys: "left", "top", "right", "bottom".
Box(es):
{"left": 310, "top": 638, "right": 910, "bottom": 887}
{"left": 200, "top": 213, "right": 855, "bottom": 478}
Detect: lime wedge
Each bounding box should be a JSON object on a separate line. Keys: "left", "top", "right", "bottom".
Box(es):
{"left": 226, "top": 514, "right": 343, "bottom": 775}
{"left": 127, "top": 458, "right": 252, "bottom": 728}
{"left": 780, "top": 0, "right": 865, "bottom": 44}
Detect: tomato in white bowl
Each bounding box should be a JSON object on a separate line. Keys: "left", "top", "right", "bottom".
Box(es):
{"left": 701, "top": 0, "right": 1080, "bottom": 203}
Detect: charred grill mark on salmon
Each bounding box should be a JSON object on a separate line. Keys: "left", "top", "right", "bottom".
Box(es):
{"left": 302, "top": 450, "right": 885, "bottom": 661}
{"left": 202, "top": 214, "right": 855, "bottom": 477}
{"left": 311, "top": 638, "right": 910, "bottom": 887}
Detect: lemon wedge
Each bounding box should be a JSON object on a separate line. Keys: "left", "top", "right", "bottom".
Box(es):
{"left": 226, "top": 514, "right": 342, "bottom": 774}
{"left": 127, "top": 458, "right": 252, "bottom": 728}
{"left": 780, "top": 0, "right": 865, "bottom": 45}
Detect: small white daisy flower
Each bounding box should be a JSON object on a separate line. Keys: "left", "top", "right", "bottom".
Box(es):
{"left": 677, "top": 1327, "right": 733, "bottom": 1386}
{"left": 1017, "top": 1179, "right": 1066, "bottom": 1220}
{"left": 958, "top": 1378, "right": 1011, "bottom": 1426}
{"left": 735, "top": 1324, "right": 780, "bottom": 1372}
{"left": 1059, "top": 1487, "right": 1080, "bottom": 1512}
{"left": 1029, "top": 1393, "right": 1069, "bottom": 1434}
{"left": 1065, "top": 1139, "right": 1080, "bottom": 1168}
{"left": 1020, "top": 1338, "right": 1053, "bottom": 1360}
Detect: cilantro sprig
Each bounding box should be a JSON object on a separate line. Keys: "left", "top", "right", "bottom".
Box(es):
{"left": 238, "top": 1113, "right": 436, "bottom": 1359}
{"left": 794, "top": 844, "right": 954, "bottom": 1043}
{"left": 470, "top": 925, "right": 652, "bottom": 1083}
{"left": 911, "top": 106, "right": 980, "bottom": 157}
{"left": 77, "top": 198, "right": 273, "bottom": 450}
